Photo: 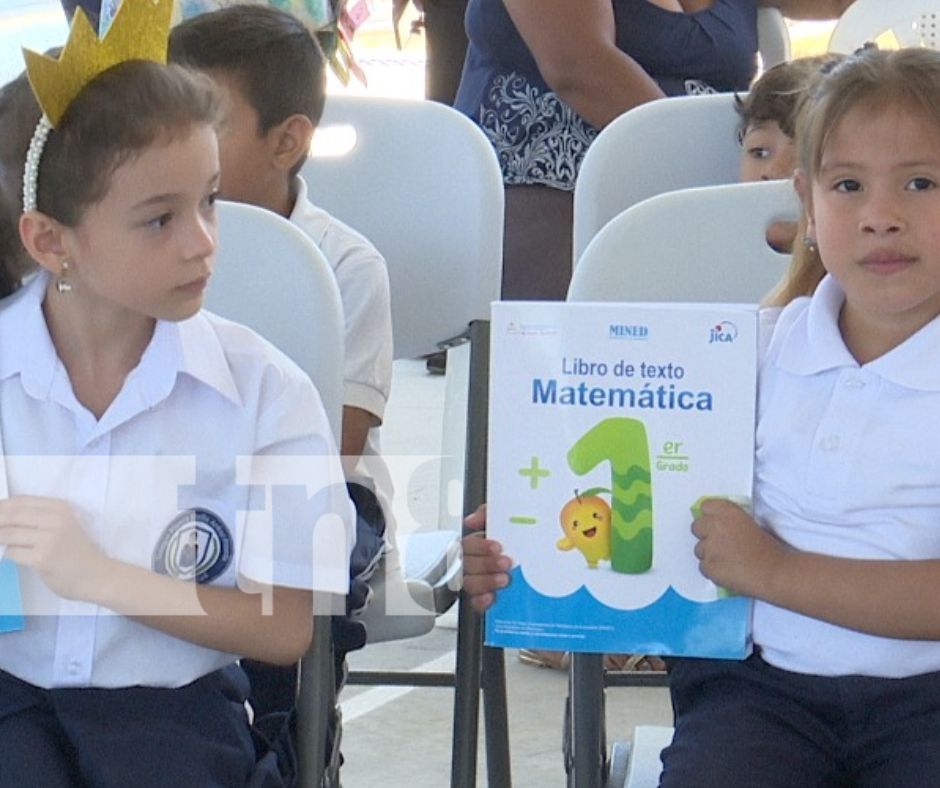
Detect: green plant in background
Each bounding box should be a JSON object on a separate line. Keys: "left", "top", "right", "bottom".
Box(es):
{"left": 265, "top": 0, "right": 365, "bottom": 85}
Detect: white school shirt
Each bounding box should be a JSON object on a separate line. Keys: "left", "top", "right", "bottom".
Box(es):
{"left": 0, "top": 272, "right": 355, "bottom": 689}
{"left": 289, "top": 176, "right": 399, "bottom": 570}
{"left": 753, "top": 275, "right": 940, "bottom": 678}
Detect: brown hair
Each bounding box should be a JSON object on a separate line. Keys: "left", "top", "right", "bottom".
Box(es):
{"left": 45, "top": 60, "right": 220, "bottom": 226}
{"left": 4, "top": 59, "right": 221, "bottom": 228}
{"left": 798, "top": 47, "right": 940, "bottom": 182}
{"left": 169, "top": 4, "right": 327, "bottom": 176}
{"left": 736, "top": 55, "right": 843, "bottom": 143}
{"left": 0, "top": 65, "right": 46, "bottom": 294}
{"left": 0, "top": 193, "right": 24, "bottom": 298}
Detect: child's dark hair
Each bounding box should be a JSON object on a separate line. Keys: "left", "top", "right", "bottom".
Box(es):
{"left": 169, "top": 4, "right": 328, "bottom": 150}
{"left": 3, "top": 59, "right": 221, "bottom": 228}
{"left": 0, "top": 192, "right": 25, "bottom": 298}
{"left": 735, "top": 55, "right": 843, "bottom": 144}
{"left": 0, "top": 66, "right": 46, "bottom": 293}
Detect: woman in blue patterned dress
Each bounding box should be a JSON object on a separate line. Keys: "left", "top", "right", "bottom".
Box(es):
{"left": 59, "top": 1, "right": 102, "bottom": 28}
{"left": 454, "top": 0, "right": 856, "bottom": 301}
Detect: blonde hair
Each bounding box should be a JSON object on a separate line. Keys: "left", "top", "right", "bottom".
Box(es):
{"left": 766, "top": 48, "right": 940, "bottom": 307}
{"left": 800, "top": 47, "right": 940, "bottom": 181}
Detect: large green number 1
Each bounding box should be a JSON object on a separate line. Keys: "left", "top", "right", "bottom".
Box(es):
{"left": 567, "top": 417, "right": 654, "bottom": 574}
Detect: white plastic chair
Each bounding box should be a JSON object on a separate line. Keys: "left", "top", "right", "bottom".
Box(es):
{"left": 302, "top": 94, "right": 508, "bottom": 788}
{"left": 573, "top": 91, "right": 743, "bottom": 265}
{"left": 827, "top": 0, "right": 940, "bottom": 52}
{"left": 304, "top": 92, "right": 504, "bottom": 529}
{"left": 205, "top": 196, "right": 500, "bottom": 788}
{"left": 757, "top": 6, "right": 793, "bottom": 68}
{"left": 303, "top": 93, "right": 504, "bottom": 361}
{"left": 208, "top": 201, "right": 470, "bottom": 785}
{"left": 570, "top": 179, "right": 798, "bottom": 306}
{"left": 207, "top": 200, "right": 345, "bottom": 436}
{"left": 565, "top": 178, "right": 800, "bottom": 788}
{"left": 623, "top": 726, "right": 676, "bottom": 788}
{"left": 205, "top": 200, "right": 346, "bottom": 782}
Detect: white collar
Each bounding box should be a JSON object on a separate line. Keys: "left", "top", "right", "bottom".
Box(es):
{"left": 0, "top": 271, "right": 242, "bottom": 420}
{"left": 775, "top": 274, "right": 940, "bottom": 391}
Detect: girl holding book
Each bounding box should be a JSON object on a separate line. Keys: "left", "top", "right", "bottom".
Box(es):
{"left": 465, "top": 46, "right": 940, "bottom": 786}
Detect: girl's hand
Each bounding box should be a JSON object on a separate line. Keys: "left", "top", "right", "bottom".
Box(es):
{"left": 691, "top": 498, "right": 788, "bottom": 598}
{"left": 462, "top": 504, "right": 512, "bottom": 613}
{"left": 0, "top": 495, "right": 111, "bottom": 601}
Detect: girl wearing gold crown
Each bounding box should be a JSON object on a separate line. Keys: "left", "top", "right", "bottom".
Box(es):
{"left": 0, "top": 1, "right": 354, "bottom": 785}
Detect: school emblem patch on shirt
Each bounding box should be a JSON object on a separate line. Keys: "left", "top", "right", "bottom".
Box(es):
{"left": 153, "top": 508, "right": 233, "bottom": 584}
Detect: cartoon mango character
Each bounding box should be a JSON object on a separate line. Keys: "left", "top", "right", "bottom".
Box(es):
{"left": 557, "top": 489, "right": 612, "bottom": 568}
{"left": 568, "top": 417, "right": 654, "bottom": 574}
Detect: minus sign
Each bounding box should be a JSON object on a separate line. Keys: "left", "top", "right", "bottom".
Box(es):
{"left": 509, "top": 516, "right": 537, "bottom": 525}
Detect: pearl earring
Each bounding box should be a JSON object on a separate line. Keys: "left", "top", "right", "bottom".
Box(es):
{"left": 56, "top": 260, "right": 73, "bottom": 294}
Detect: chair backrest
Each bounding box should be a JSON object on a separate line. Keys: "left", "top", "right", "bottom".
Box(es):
{"left": 296, "top": 96, "right": 506, "bottom": 788}
{"left": 302, "top": 94, "right": 504, "bottom": 360}
{"left": 757, "top": 6, "right": 792, "bottom": 68}
{"left": 573, "top": 91, "right": 743, "bottom": 264}
{"left": 568, "top": 179, "right": 799, "bottom": 305}
{"left": 205, "top": 200, "right": 345, "bottom": 440}
{"left": 206, "top": 201, "right": 354, "bottom": 788}
{"left": 827, "top": 0, "right": 940, "bottom": 52}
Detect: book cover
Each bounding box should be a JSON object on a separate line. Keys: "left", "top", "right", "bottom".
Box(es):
{"left": 485, "top": 301, "right": 758, "bottom": 659}
{"left": 0, "top": 423, "right": 24, "bottom": 634}
{"left": 0, "top": 555, "right": 23, "bottom": 634}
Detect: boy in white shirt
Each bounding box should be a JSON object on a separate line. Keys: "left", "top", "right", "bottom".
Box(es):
{"left": 169, "top": 2, "right": 395, "bottom": 767}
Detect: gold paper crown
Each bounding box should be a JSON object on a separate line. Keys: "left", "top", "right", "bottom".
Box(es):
{"left": 23, "top": 0, "right": 175, "bottom": 128}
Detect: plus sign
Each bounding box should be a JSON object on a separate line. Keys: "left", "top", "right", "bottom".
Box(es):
{"left": 518, "top": 456, "right": 550, "bottom": 489}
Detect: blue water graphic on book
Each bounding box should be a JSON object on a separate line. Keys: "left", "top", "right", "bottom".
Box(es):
{"left": 485, "top": 566, "right": 750, "bottom": 660}
{"left": 0, "top": 558, "right": 24, "bottom": 633}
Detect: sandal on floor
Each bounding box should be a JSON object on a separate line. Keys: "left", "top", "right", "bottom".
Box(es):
{"left": 518, "top": 649, "right": 570, "bottom": 671}
{"left": 518, "top": 650, "right": 666, "bottom": 673}
{"left": 604, "top": 653, "right": 667, "bottom": 672}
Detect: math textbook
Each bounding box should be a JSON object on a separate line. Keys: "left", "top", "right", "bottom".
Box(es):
{"left": 485, "top": 301, "right": 758, "bottom": 659}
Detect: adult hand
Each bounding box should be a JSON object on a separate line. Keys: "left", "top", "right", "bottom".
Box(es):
{"left": 392, "top": 0, "right": 425, "bottom": 49}
{"left": 461, "top": 504, "right": 512, "bottom": 613}
{"left": 504, "top": 0, "right": 664, "bottom": 129}
{"left": 691, "top": 497, "right": 788, "bottom": 599}
{"left": 0, "top": 495, "right": 111, "bottom": 601}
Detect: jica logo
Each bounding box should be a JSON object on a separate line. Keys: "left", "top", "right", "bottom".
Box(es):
{"left": 709, "top": 321, "right": 738, "bottom": 344}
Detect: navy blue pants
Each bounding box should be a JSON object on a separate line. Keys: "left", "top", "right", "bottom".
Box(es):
{"left": 660, "top": 652, "right": 940, "bottom": 788}
{"left": 0, "top": 666, "right": 279, "bottom": 788}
